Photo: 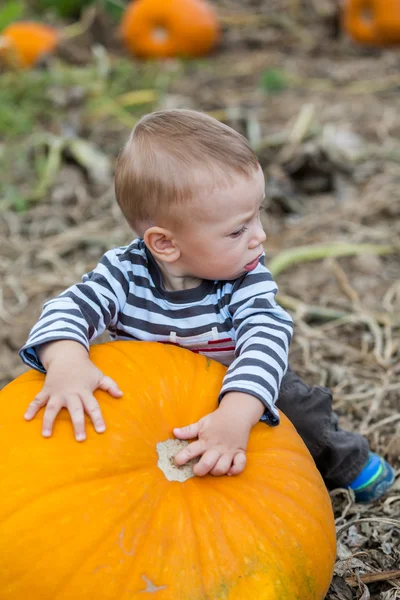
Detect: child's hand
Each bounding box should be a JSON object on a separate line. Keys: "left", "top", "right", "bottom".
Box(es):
{"left": 24, "top": 341, "right": 123, "bottom": 441}
{"left": 173, "top": 392, "right": 264, "bottom": 477}
{"left": 173, "top": 408, "right": 249, "bottom": 476}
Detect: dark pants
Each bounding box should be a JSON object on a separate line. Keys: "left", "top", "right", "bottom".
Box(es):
{"left": 276, "top": 366, "right": 369, "bottom": 490}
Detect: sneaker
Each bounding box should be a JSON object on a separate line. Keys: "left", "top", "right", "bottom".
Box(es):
{"left": 349, "top": 452, "right": 395, "bottom": 503}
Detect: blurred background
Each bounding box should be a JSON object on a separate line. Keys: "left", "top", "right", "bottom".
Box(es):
{"left": 0, "top": 1, "right": 399, "bottom": 595}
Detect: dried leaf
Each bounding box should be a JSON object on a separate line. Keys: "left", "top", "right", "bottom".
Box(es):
{"left": 357, "top": 580, "right": 370, "bottom": 600}
{"left": 346, "top": 525, "right": 369, "bottom": 549}
{"left": 329, "top": 575, "right": 354, "bottom": 600}
{"left": 337, "top": 541, "right": 353, "bottom": 561}
{"left": 66, "top": 137, "right": 112, "bottom": 188}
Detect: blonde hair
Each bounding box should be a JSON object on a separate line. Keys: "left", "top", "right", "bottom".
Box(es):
{"left": 114, "top": 109, "right": 259, "bottom": 233}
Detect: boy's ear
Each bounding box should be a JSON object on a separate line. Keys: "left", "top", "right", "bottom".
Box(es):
{"left": 144, "top": 227, "right": 181, "bottom": 262}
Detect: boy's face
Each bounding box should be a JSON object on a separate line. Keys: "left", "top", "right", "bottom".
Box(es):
{"left": 174, "top": 166, "right": 267, "bottom": 281}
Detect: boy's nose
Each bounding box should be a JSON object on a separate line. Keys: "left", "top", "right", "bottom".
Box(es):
{"left": 249, "top": 224, "right": 267, "bottom": 248}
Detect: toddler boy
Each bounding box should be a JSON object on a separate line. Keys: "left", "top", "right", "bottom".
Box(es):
{"left": 20, "top": 109, "right": 395, "bottom": 501}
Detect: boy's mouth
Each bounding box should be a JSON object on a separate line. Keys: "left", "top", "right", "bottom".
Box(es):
{"left": 244, "top": 255, "right": 261, "bottom": 271}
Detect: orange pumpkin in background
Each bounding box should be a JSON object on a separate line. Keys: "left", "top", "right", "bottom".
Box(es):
{"left": 0, "top": 21, "right": 59, "bottom": 68}
{"left": 120, "top": 0, "right": 220, "bottom": 58}
{"left": 343, "top": 0, "right": 400, "bottom": 45}
{"left": 0, "top": 341, "right": 336, "bottom": 600}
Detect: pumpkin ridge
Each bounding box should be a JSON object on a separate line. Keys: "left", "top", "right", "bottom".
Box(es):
{"left": 59, "top": 485, "right": 170, "bottom": 599}
{"left": 260, "top": 480, "right": 336, "bottom": 559}
{"left": 94, "top": 341, "right": 220, "bottom": 432}
{"left": 189, "top": 486, "right": 257, "bottom": 598}
{"left": 0, "top": 466, "right": 157, "bottom": 525}
{"left": 208, "top": 479, "right": 335, "bottom": 594}
{"left": 248, "top": 454, "right": 327, "bottom": 492}
{"left": 93, "top": 340, "right": 189, "bottom": 363}
{"left": 181, "top": 479, "right": 274, "bottom": 600}
{"left": 248, "top": 432, "right": 312, "bottom": 457}
{"left": 180, "top": 485, "right": 294, "bottom": 600}
{"left": 96, "top": 341, "right": 226, "bottom": 426}
{"left": 177, "top": 481, "right": 209, "bottom": 599}
{"left": 245, "top": 475, "right": 329, "bottom": 539}
{"left": 248, "top": 444, "right": 316, "bottom": 465}
{"left": 10, "top": 475, "right": 167, "bottom": 599}
{"left": 2, "top": 483, "right": 117, "bottom": 598}
{"left": 0, "top": 468, "right": 163, "bottom": 531}
{"left": 184, "top": 481, "right": 307, "bottom": 599}
{"left": 234, "top": 475, "right": 335, "bottom": 550}
{"left": 112, "top": 480, "right": 210, "bottom": 599}
{"left": 201, "top": 483, "right": 298, "bottom": 555}
{"left": 195, "top": 484, "right": 284, "bottom": 557}
{"left": 163, "top": 345, "right": 203, "bottom": 421}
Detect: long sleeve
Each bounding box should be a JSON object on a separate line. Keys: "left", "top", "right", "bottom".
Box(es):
{"left": 19, "top": 249, "right": 130, "bottom": 372}
{"left": 219, "top": 263, "right": 293, "bottom": 425}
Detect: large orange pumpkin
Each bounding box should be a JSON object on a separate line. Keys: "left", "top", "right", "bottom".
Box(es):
{"left": 0, "top": 22, "right": 59, "bottom": 68}
{"left": 120, "top": 0, "right": 220, "bottom": 58}
{"left": 0, "top": 341, "right": 336, "bottom": 599}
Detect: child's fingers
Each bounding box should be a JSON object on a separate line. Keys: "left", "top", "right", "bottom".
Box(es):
{"left": 227, "top": 451, "right": 246, "bottom": 476}
{"left": 41, "top": 396, "right": 64, "bottom": 438}
{"left": 65, "top": 395, "right": 86, "bottom": 442}
{"left": 210, "top": 453, "right": 234, "bottom": 476}
{"left": 173, "top": 421, "right": 200, "bottom": 440}
{"left": 82, "top": 395, "right": 106, "bottom": 434}
{"left": 193, "top": 448, "right": 221, "bottom": 477}
{"left": 174, "top": 439, "right": 205, "bottom": 467}
{"left": 97, "top": 375, "right": 123, "bottom": 398}
{"left": 24, "top": 392, "right": 49, "bottom": 420}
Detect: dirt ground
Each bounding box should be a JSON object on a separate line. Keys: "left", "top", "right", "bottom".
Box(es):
{"left": 1, "top": 1, "right": 399, "bottom": 598}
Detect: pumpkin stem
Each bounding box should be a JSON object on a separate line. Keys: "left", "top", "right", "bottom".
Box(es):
{"left": 156, "top": 439, "right": 198, "bottom": 482}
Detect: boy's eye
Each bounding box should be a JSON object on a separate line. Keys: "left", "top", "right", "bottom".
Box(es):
{"left": 230, "top": 225, "right": 248, "bottom": 238}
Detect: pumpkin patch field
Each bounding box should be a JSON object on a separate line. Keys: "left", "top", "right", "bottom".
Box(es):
{"left": 0, "top": 1, "right": 399, "bottom": 599}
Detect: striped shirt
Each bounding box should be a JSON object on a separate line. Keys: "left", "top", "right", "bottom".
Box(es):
{"left": 20, "top": 238, "right": 293, "bottom": 424}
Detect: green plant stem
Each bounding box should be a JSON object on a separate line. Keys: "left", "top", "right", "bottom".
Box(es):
{"left": 269, "top": 243, "right": 399, "bottom": 278}
{"left": 277, "top": 294, "right": 348, "bottom": 322}
{"left": 29, "top": 136, "right": 64, "bottom": 203}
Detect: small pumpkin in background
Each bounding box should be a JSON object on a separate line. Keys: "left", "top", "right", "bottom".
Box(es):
{"left": 0, "top": 21, "right": 59, "bottom": 68}
{"left": 0, "top": 341, "right": 336, "bottom": 599}
{"left": 343, "top": 0, "right": 400, "bottom": 45}
{"left": 120, "top": 0, "right": 220, "bottom": 58}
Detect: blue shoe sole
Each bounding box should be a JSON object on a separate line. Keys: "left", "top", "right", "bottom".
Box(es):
{"left": 353, "top": 457, "right": 396, "bottom": 503}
